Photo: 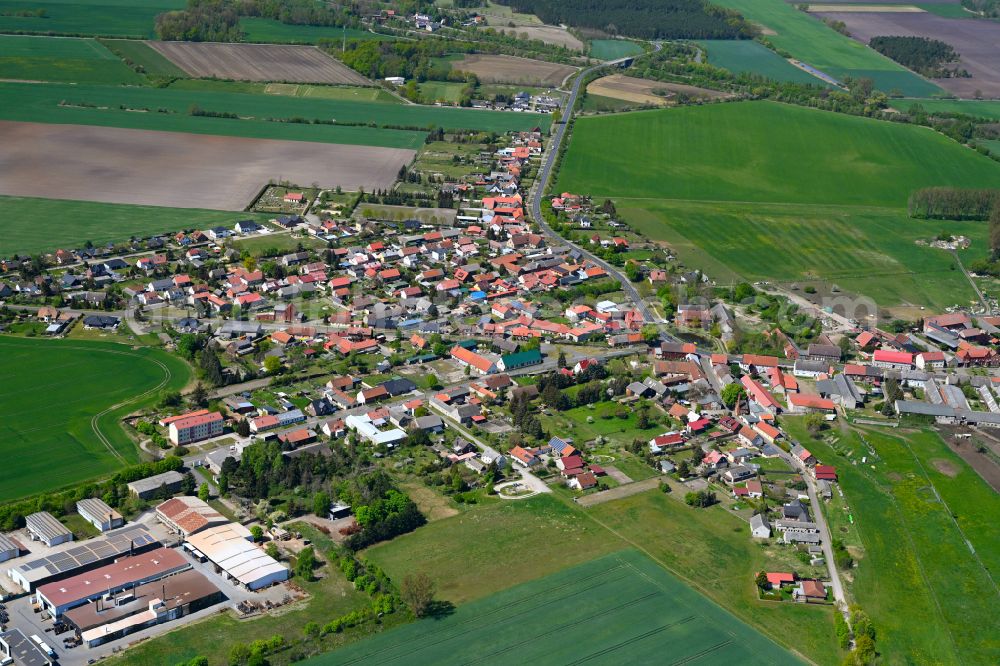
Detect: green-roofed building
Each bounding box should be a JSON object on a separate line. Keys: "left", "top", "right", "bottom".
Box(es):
{"left": 498, "top": 349, "right": 543, "bottom": 372}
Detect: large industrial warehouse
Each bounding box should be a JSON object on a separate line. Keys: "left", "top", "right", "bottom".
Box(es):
{"left": 155, "top": 496, "right": 231, "bottom": 538}
{"left": 7, "top": 525, "right": 159, "bottom": 592}
{"left": 35, "top": 546, "right": 189, "bottom": 617}
{"left": 185, "top": 524, "right": 289, "bottom": 590}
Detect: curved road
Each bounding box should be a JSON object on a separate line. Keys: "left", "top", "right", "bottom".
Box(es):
{"left": 528, "top": 52, "right": 682, "bottom": 343}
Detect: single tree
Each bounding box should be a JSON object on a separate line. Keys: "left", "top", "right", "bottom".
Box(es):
{"left": 197, "top": 482, "right": 210, "bottom": 502}
{"left": 400, "top": 572, "right": 436, "bottom": 617}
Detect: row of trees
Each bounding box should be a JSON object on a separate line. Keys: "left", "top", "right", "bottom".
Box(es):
{"left": 155, "top": 0, "right": 361, "bottom": 41}
{"left": 494, "top": 0, "right": 756, "bottom": 40}
{"left": 962, "top": 0, "right": 1000, "bottom": 16}
{"left": 907, "top": 187, "right": 999, "bottom": 220}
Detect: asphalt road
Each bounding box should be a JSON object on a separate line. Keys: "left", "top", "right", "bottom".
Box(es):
{"left": 527, "top": 55, "right": 682, "bottom": 344}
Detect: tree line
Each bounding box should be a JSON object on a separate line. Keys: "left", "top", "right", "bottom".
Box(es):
{"left": 155, "top": 0, "right": 361, "bottom": 41}
{"left": 493, "top": 0, "right": 756, "bottom": 40}
{"left": 907, "top": 187, "right": 1000, "bottom": 220}
{"left": 868, "top": 36, "right": 966, "bottom": 78}
{"left": 961, "top": 0, "right": 1000, "bottom": 17}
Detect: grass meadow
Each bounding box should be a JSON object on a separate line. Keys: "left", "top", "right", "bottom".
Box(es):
{"left": 589, "top": 38, "right": 643, "bottom": 61}
{"left": 0, "top": 34, "right": 145, "bottom": 84}
{"left": 0, "top": 336, "right": 191, "bottom": 501}
{"left": 711, "top": 0, "right": 941, "bottom": 96}
{"left": 417, "top": 80, "right": 466, "bottom": 104}
{"left": 312, "top": 550, "right": 799, "bottom": 666}
{"left": 782, "top": 419, "right": 1000, "bottom": 664}
{"left": 0, "top": 196, "right": 270, "bottom": 256}
{"left": 0, "top": 0, "right": 179, "bottom": 38}
{"left": 698, "top": 39, "right": 832, "bottom": 86}
{"left": 0, "top": 80, "right": 548, "bottom": 141}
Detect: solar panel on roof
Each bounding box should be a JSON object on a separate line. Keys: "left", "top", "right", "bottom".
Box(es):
{"left": 76, "top": 551, "right": 98, "bottom": 566}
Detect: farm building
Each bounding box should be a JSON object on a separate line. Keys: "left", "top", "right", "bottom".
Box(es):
{"left": 127, "top": 471, "right": 185, "bottom": 500}
{"left": 35, "top": 546, "right": 189, "bottom": 617}
{"left": 65, "top": 569, "right": 223, "bottom": 648}
{"left": 155, "top": 497, "right": 232, "bottom": 538}
{"left": 7, "top": 525, "right": 159, "bottom": 592}
{"left": 185, "top": 524, "right": 289, "bottom": 590}
{"left": 0, "top": 628, "right": 53, "bottom": 666}
{"left": 25, "top": 512, "right": 72, "bottom": 547}
{"left": 76, "top": 498, "right": 124, "bottom": 533}
{"left": 0, "top": 534, "right": 19, "bottom": 563}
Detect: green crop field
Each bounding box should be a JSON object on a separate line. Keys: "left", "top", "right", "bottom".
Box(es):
{"left": 99, "top": 38, "right": 186, "bottom": 78}
{"left": 0, "top": 80, "right": 548, "bottom": 141}
{"left": 0, "top": 196, "right": 271, "bottom": 256}
{"left": 589, "top": 38, "right": 643, "bottom": 61}
{"left": 712, "top": 0, "right": 941, "bottom": 96}
{"left": 557, "top": 102, "right": 1000, "bottom": 309}
{"left": 557, "top": 102, "right": 1000, "bottom": 207}
{"left": 620, "top": 200, "right": 987, "bottom": 311}
{"left": 365, "top": 492, "right": 838, "bottom": 663}
{"left": 783, "top": 419, "right": 1000, "bottom": 664}
{"left": 240, "top": 17, "right": 395, "bottom": 44}
{"left": 0, "top": 0, "right": 180, "bottom": 38}
{"left": 313, "top": 550, "right": 798, "bottom": 666}
{"left": 0, "top": 34, "right": 145, "bottom": 84}
{"left": 0, "top": 336, "right": 191, "bottom": 501}
{"left": 901, "top": 98, "right": 1000, "bottom": 120}
{"left": 166, "top": 79, "right": 402, "bottom": 103}
{"left": 698, "top": 39, "right": 832, "bottom": 86}
{"left": 916, "top": 3, "right": 977, "bottom": 17}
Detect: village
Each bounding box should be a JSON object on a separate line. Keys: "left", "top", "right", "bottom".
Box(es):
{"left": 2, "top": 125, "right": 1000, "bottom": 665}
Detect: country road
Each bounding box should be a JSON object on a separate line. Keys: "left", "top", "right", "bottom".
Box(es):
{"left": 527, "top": 51, "right": 684, "bottom": 345}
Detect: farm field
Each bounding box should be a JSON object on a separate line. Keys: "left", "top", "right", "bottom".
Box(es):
{"left": 783, "top": 419, "right": 1000, "bottom": 664}
{"left": 899, "top": 98, "right": 1000, "bottom": 119}
{"left": 815, "top": 10, "right": 1000, "bottom": 97}
{"left": 240, "top": 17, "right": 395, "bottom": 43}
{"left": 0, "top": 81, "right": 548, "bottom": 137}
{"left": 365, "top": 492, "right": 838, "bottom": 663}
{"left": 312, "top": 550, "right": 798, "bottom": 666}
{"left": 587, "top": 74, "right": 729, "bottom": 106}
{"left": 148, "top": 41, "right": 371, "bottom": 85}
{"left": 0, "top": 34, "right": 145, "bottom": 84}
{"left": 0, "top": 120, "right": 415, "bottom": 210}
{"left": 589, "top": 38, "right": 643, "bottom": 60}
{"left": 713, "top": 0, "right": 943, "bottom": 96}
{"left": 417, "top": 80, "right": 465, "bottom": 103}
{"left": 697, "top": 39, "right": 833, "bottom": 85}
{"left": 0, "top": 0, "right": 178, "bottom": 38}
{"left": 619, "top": 200, "right": 986, "bottom": 311}
{"left": 99, "top": 38, "right": 186, "bottom": 78}
{"left": 449, "top": 54, "right": 577, "bottom": 86}
{"left": 556, "top": 102, "right": 1000, "bottom": 207}
{"left": 0, "top": 195, "right": 269, "bottom": 256}
{"left": 0, "top": 337, "right": 191, "bottom": 502}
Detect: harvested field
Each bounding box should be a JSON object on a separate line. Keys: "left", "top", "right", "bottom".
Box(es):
{"left": 0, "top": 120, "right": 413, "bottom": 211}
{"left": 816, "top": 10, "right": 1000, "bottom": 97}
{"left": 498, "top": 24, "right": 584, "bottom": 50}
{"left": 587, "top": 74, "right": 729, "bottom": 106}
{"left": 450, "top": 53, "right": 577, "bottom": 87}
{"left": 148, "top": 41, "right": 370, "bottom": 85}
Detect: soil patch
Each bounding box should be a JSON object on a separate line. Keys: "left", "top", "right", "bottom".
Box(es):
{"left": 587, "top": 74, "right": 729, "bottom": 106}
{"left": 930, "top": 457, "right": 959, "bottom": 477}
{"left": 149, "top": 41, "right": 370, "bottom": 85}
{"left": 451, "top": 53, "right": 577, "bottom": 87}
{"left": 0, "top": 120, "right": 414, "bottom": 210}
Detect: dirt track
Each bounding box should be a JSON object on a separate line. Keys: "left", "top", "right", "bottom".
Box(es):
{"left": 0, "top": 121, "right": 414, "bottom": 211}
{"left": 452, "top": 54, "right": 577, "bottom": 87}
{"left": 149, "top": 41, "right": 371, "bottom": 85}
